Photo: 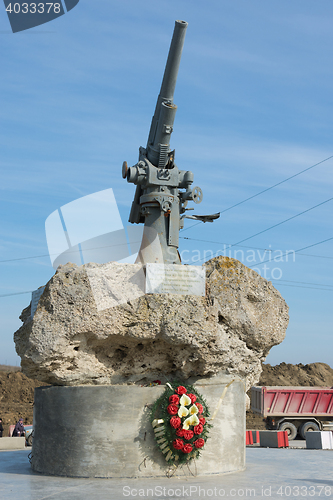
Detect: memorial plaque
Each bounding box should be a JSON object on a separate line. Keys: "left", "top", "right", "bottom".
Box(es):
{"left": 145, "top": 264, "right": 205, "bottom": 296}
{"left": 31, "top": 286, "right": 46, "bottom": 318}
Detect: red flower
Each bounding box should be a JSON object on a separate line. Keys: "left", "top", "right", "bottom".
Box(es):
{"left": 173, "top": 439, "right": 184, "bottom": 450}
{"left": 194, "top": 438, "right": 205, "bottom": 449}
{"left": 188, "top": 393, "right": 197, "bottom": 403}
{"left": 196, "top": 403, "right": 203, "bottom": 413}
{"left": 176, "top": 386, "right": 187, "bottom": 395}
{"left": 183, "top": 444, "right": 193, "bottom": 454}
{"left": 194, "top": 424, "right": 204, "bottom": 435}
{"left": 199, "top": 417, "right": 206, "bottom": 425}
{"left": 170, "top": 417, "right": 181, "bottom": 429}
{"left": 169, "top": 394, "right": 180, "bottom": 405}
{"left": 176, "top": 428, "right": 185, "bottom": 437}
{"left": 167, "top": 404, "right": 179, "bottom": 415}
{"left": 153, "top": 380, "right": 161, "bottom": 385}
{"left": 183, "top": 430, "right": 194, "bottom": 440}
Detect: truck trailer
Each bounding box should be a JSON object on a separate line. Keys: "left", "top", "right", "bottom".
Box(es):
{"left": 251, "top": 386, "right": 333, "bottom": 440}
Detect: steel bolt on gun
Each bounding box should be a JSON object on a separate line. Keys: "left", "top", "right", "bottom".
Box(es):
{"left": 122, "top": 20, "right": 219, "bottom": 265}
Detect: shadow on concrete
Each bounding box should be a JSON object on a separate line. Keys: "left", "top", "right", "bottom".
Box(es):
{"left": 136, "top": 403, "right": 167, "bottom": 475}
{"left": 0, "top": 450, "right": 34, "bottom": 475}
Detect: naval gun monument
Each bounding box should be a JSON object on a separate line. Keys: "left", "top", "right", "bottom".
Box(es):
{"left": 14, "top": 21, "right": 289, "bottom": 478}
{"left": 123, "top": 19, "right": 218, "bottom": 266}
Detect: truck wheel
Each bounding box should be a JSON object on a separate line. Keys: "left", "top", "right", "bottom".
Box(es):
{"left": 299, "top": 421, "right": 320, "bottom": 440}
{"left": 279, "top": 422, "right": 297, "bottom": 440}
{"left": 27, "top": 434, "right": 33, "bottom": 447}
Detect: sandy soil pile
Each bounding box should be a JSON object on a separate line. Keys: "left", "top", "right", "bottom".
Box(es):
{"left": 0, "top": 366, "right": 43, "bottom": 436}
{"left": 0, "top": 362, "right": 332, "bottom": 435}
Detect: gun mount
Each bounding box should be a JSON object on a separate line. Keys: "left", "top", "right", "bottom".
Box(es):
{"left": 123, "top": 20, "right": 218, "bottom": 264}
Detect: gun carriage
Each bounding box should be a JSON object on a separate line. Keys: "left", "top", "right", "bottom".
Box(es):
{"left": 123, "top": 20, "right": 219, "bottom": 264}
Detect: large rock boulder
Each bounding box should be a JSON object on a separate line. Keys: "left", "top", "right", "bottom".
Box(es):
{"left": 14, "top": 257, "right": 289, "bottom": 390}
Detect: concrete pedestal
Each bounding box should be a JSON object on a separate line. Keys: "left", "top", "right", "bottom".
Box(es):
{"left": 31, "top": 373, "right": 245, "bottom": 478}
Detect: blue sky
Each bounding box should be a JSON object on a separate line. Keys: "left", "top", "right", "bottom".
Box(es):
{"left": 1, "top": 1, "right": 332, "bottom": 367}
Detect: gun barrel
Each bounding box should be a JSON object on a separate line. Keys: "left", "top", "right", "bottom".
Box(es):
{"left": 146, "top": 20, "right": 188, "bottom": 166}
{"left": 159, "top": 20, "right": 188, "bottom": 102}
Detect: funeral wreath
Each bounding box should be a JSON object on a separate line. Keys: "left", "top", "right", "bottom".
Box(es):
{"left": 150, "top": 383, "right": 212, "bottom": 466}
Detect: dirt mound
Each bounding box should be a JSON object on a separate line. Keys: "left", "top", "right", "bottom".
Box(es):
{"left": 0, "top": 370, "right": 43, "bottom": 436}
{"left": 0, "top": 365, "right": 20, "bottom": 372}
{"left": 246, "top": 362, "right": 333, "bottom": 430}
{"left": 0, "top": 362, "right": 332, "bottom": 435}
{"left": 259, "top": 362, "right": 333, "bottom": 387}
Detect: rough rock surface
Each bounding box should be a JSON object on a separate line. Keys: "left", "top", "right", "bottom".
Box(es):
{"left": 14, "top": 257, "right": 289, "bottom": 390}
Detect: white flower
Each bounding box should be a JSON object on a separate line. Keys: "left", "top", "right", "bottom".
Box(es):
{"left": 189, "top": 404, "right": 199, "bottom": 415}
{"left": 178, "top": 406, "right": 189, "bottom": 418}
{"left": 183, "top": 414, "right": 199, "bottom": 429}
{"left": 179, "top": 394, "right": 192, "bottom": 407}
{"left": 190, "top": 414, "right": 200, "bottom": 426}
{"left": 182, "top": 417, "right": 192, "bottom": 430}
